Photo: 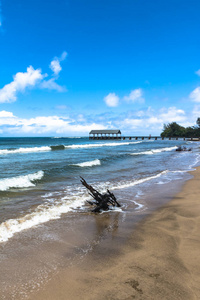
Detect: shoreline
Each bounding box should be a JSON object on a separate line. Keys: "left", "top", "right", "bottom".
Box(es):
{"left": 30, "top": 166, "right": 200, "bottom": 300}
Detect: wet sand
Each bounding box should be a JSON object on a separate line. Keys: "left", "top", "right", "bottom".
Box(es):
{"left": 31, "top": 167, "right": 200, "bottom": 300}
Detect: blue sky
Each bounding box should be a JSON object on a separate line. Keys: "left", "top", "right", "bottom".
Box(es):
{"left": 0, "top": 0, "right": 200, "bottom": 136}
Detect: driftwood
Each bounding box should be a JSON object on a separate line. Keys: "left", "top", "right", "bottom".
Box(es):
{"left": 80, "top": 177, "right": 121, "bottom": 213}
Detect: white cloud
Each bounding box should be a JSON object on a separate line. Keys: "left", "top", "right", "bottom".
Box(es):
{"left": 0, "top": 110, "right": 15, "bottom": 118}
{"left": 104, "top": 88, "right": 145, "bottom": 108}
{"left": 159, "top": 107, "right": 186, "bottom": 123}
{"left": 123, "top": 89, "right": 144, "bottom": 103}
{"left": 104, "top": 93, "right": 119, "bottom": 107}
{"left": 189, "top": 87, "right": 200, "bottom": 103}
{"left": 50, "top": 60, "right": 61, "bottom": 76}
{"left": 123, "top": 118, "right": 143, "bottom": 128}
{"left": 114, "top": 106, "right": 189, "bottom": 134}
{"left": 40, "top": 78, "right": 66, "bottom": 92}
{"left": 195, "top": 69, "right": 200, "bottom": 76}
{"left": 0, "top": 105, "right": 197, "bottom": 136}
{"left": 0, "top": 66, "right": 44, "bottom": 103}
{"left": 0, "top": 51, "right": 67, "bottom": 103}
{"left": 50, "top": 51, "right": 67, "bottom": 76}
{"left": 0, "top": 111, "right": 106, "bottom": 135}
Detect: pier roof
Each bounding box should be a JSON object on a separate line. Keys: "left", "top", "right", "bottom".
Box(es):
{"left": 89, "top": 130, "right": 121, "bottom": 134}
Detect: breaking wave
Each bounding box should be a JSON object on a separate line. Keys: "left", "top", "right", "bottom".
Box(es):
{"left": 97, "top": 170, "right": 169, "bottom": 191}
{"left": 72, "top": 159, "right": 101, "bottom": 167}
{"left": 130, "top": 146, "right": 177, "bottom": 156}
{"left": 0, "top": 146, "right": 51, "bottom": 155}
{"left": 65, "top": 141, "right": 141, "bottom": 149}
{"left": 0, "top": 171, "right": 44, "bottom": 191}
{"left": 0, "top": 193, "right": 89, "bottom": 242}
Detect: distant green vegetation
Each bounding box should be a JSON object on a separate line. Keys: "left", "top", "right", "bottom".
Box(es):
{"left": 161, "top": 118, "right": 200, "bottom": 138}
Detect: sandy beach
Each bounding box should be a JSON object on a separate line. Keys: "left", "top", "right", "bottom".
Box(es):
{"left": 29, "top": 166, "right": 200, "bottom": 300}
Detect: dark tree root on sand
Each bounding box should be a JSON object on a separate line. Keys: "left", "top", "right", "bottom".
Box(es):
{"left": 80, "top": 177, "right": 121, "bottom": 213}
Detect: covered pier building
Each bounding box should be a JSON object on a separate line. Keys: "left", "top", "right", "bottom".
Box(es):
{"left": 89, "top": 130, "right": 121, "bottom": 140}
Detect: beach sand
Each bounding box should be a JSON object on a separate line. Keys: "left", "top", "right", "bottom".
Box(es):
{"left": 30, "top": 167, "right": 200, "bottom": 300}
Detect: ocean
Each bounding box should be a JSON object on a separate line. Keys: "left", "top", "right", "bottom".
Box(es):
{"left": 0, "top": 137, "right": 200, "bottom": 299}
{"left": 0, "top": 137, "right": 199, "bottom": 244}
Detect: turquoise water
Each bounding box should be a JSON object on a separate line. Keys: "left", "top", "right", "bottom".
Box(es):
{"left": 0, "top": 137, "right": 199, "bottom": 243}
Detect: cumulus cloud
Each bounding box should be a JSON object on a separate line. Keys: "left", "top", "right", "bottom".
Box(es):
{"left": 104, "top": 88, "right": 145, "bottom": 107}
{"left": 0, "top": 110, "right": 15, "bottom": 118}
{"left": 189, "top": 87, "right": 200, "bottom": 103}
{"left": 112, "top": 106, "right": 189, "bottom": 135}
{"left": 159, "top": 107, "right": 186, "bottom": 123}
{"left": 0, "top": 105, "right": 196, "bottom": 136}
{"left": 49, "top": 51, "right": 67, "bottom": 76}
{"left": 0, "top": 66, "right": 44, "bottom": 103}
{"left": 0, "top": 110, "right": 106, "bottom": 135}
{"left": 0, "top": 51, "right": 67, "bottom": 103}
{"left": 50, "top": 60, "right": 62, "bottom": 75}
{"left": 104, "top": 93, "right": 119, "bottom": 107}
{"left": 123, "top": 89, "right": 144, "bottom": 103}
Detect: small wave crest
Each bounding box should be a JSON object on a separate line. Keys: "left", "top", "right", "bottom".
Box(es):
{"left": 130, "top": 146, "right": 177, "bottom": 156}
{"left": 65, "top": 141, "right": 141, "bottom": 149}
{"left": 0, "top": 146, "right": 50, "bottom": 155}
{"left": 0, "top": 171, "right": 44, "bottom": 191}
{"left": 72, "top": 159, "right": 101, "bottom": 167}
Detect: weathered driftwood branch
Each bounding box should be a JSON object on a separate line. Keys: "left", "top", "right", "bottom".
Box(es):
{"left": 80, "top": 177, "right": 121, "bottom": 213}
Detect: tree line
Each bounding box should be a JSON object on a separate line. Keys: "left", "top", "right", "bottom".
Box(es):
{"left": 161, "top": 118, "right": 200, "bottom": 138}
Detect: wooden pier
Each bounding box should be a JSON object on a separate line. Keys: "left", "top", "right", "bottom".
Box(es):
{"left": 89, "top": 131, "right": 200, "bottom": 141}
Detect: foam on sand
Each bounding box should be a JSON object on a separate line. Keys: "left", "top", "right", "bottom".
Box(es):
{"left": 0, "top": 194, "right": 88, "bottom": 242}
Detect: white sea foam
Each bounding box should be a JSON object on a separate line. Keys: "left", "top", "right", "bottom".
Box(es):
{"left": 73, "top": 159, "right": 101, "bottom": 167}
{"left": 0, "top": 146, "right": 51, "bottom": 155}
{"left": 130, "top": 146, "right": 177, "bottom": 156}
{"left": 109, "top": 170, "right": 169, "bottom": 190}
{"left": 0, "top": 171, "right": 44, "bottom": 191}
{"left": 65, "top": 141, "right": 141, "bottom": 149}
{"left": 0, "top": 169, "right": 178, "bottom": 243}
{"left": 132, "top": 200, "right": 144, "bottom": 210}
{"left": 0, "top": 194, "right": 88, "bottom": 242}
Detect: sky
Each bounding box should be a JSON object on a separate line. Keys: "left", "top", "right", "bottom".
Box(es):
{"left": 0, "top": 0, "right": 200, "bottom": 137}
